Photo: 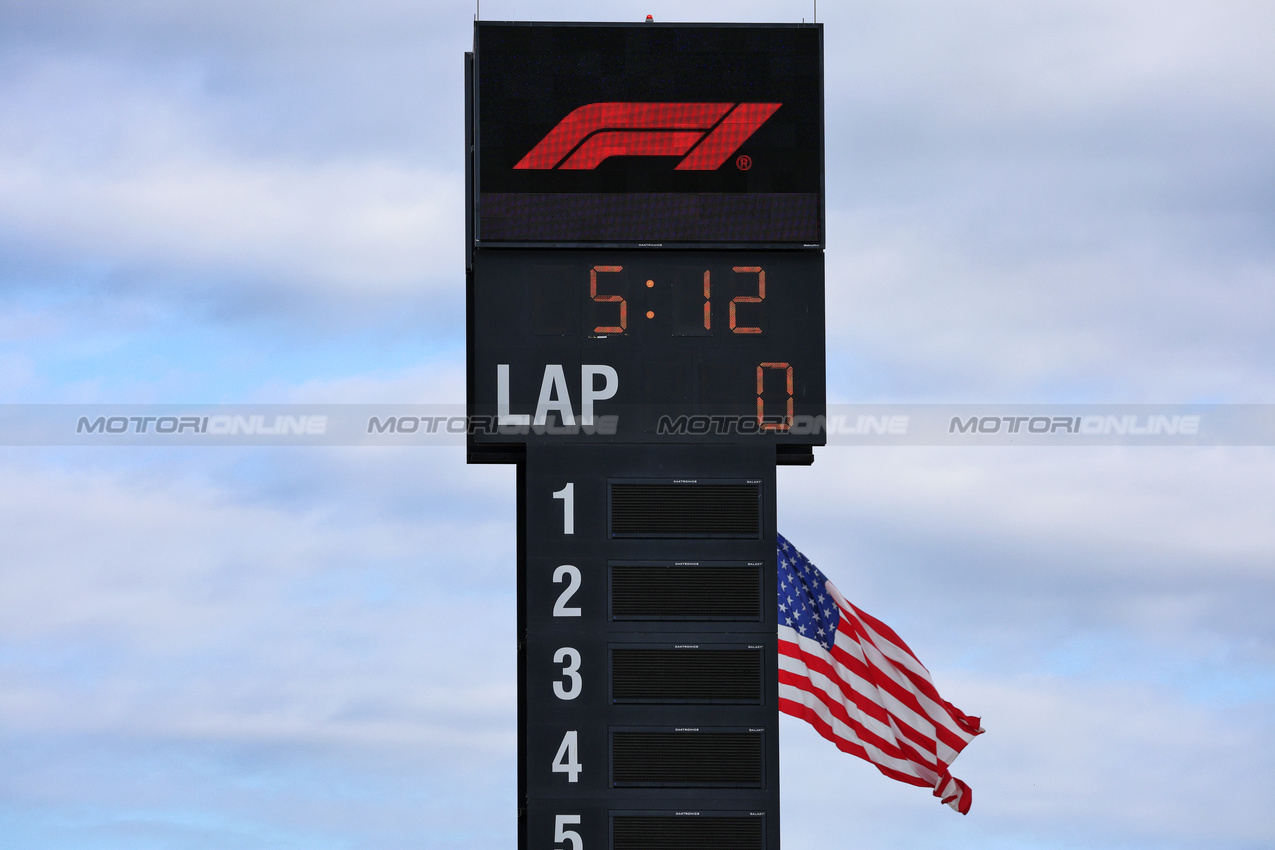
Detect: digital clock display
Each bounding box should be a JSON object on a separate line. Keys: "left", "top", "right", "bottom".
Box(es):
{"left": 469, "top": 250, "right": 825, "bottom": 445}
{"left": 472, "top": 22, "right": 823, "bottom": 247}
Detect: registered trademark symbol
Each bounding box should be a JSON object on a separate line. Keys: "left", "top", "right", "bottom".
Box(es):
{"left": 736, "top": 154, "right": 753, "bottom": 171}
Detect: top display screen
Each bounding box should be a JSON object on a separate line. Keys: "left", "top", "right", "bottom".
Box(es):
{"left": 473, "top": 22, "right": 823, "bottom": 248}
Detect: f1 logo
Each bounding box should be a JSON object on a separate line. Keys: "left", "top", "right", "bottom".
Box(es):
{"left": 514, "top": 102, "right": 782, "bottom": 171}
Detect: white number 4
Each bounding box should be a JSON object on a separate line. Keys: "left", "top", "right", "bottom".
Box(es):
{"left": 554, "top": 814, "right": 582, "bottom": 850}
{"left": 552, "top": 730, "right": 582, "bottom": 783}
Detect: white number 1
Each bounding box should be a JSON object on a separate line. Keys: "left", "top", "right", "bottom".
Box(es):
{"left": 552, "top": 483, "right": 574, "bottom": 535}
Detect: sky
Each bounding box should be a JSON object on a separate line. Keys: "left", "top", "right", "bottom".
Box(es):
{"left": 1, "top": 0, "right": 1273, "bottom": 848}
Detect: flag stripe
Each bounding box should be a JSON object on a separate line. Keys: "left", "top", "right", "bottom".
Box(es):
{"left": 831, "top": 582, "right": 984, "bottom": 735}
{"left": 779, "top": 634, "right": 924, "bottom": 768}
{"left": 795, "top": 632, "right": 948, "bottom": 764}
{"left": 776, "top": 534, "right": 983, "bottom": 814}
{"left": 781, "top": 628, "right": 946, "bottom": 777}
{"left": 827, "top": 633, "right": 952, "bottom": 754}
{"left": 777, "top": 678, "right": 940, "bottom": 787}
{"left": 830, "top": 625, "right": 973, "bottom": 756}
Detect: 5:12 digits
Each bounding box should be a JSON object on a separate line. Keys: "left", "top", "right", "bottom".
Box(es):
{"left": 576, "top": 265, "right": 767, "bottom": 337}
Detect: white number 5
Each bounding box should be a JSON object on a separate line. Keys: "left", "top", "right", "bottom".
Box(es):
{"left": 554, "top": 814, "right": 582, "bottom": 850}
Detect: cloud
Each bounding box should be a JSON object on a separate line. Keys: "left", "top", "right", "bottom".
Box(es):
{"left": 817, "top": 2, "right": 1275, "bottom": 402}
{"left": 0, "top": 92, "right": 462, "bottom": 300}
{"left": 0, "top": 442, "right": 520, "bottom": 847}
{"left": 0, "top": 450, "right": 514, "bottom": 748}
{"left": 777, "top": 451, "right": 1275, "bottom": 848}
{"left": 272, "top": 358, "right": 467, "bottom": 404}
{"left": 0, "top": 2, "right": 471, "bottom": 325}
{"left": 2, "top": 2, "right": 1274, "bottom": 847}
{"left": 781, "top": 673, "right": 1275, "bottom": 849}
{"left": 783, "top": 446, "right": 1275, "bottom": 585}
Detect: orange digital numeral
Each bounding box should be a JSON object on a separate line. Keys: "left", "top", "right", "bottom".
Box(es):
{"left": 757, "top": 362, "right": 793, "bottom": 431}
{"left": 590, "top": 265, "right": 626, "bottom": 334}
{"left": 730, "top": 266, "right": 765, "bottom": 334}
{"left": 703, "top": 270, "right": 711, "bottom": 330}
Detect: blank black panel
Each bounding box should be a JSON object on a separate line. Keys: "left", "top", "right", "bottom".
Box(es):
{"left": 610, "top": 483, "right": 761, "bottom": 538}
{"left": 612, "top": 815, "right": 764, "bottom": 850}
{"left": 530, "top": 265, "right": 576, "bottom": 335}
{"left": 612, "top": 731, "right": 763, "bottom": 787}
{"left": 698, "top": 359, "right": 749, "bottom": 407}
{"left": 644, "top": 361, "right": 690, "bottom": 405}
{"left": 643, "top": 361, "right": 691, "bottom": 432}
{"left": 610, "top": 564, "right": 761, "bottom": 620}
{"left": 612, "top": 648, "right": 762, "bottom": 703}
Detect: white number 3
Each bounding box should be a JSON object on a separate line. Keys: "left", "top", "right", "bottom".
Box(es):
{"left": 553, "top": 647, "right": 581, "bottom": 700}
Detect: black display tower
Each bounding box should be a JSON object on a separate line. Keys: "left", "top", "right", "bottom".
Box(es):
{"left": 466, "top": 21, "right": 825, "bottom": 850}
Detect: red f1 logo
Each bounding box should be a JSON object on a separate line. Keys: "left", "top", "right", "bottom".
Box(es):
{"left": 514, "top": 102, "right": 782, "bottom": 170}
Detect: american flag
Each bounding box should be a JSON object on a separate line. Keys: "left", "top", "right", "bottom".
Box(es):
{"left": 777, "top": 533, "right": 984, "bottom": 813}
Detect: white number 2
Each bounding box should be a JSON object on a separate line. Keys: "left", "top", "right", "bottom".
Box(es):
{"left": 554, "top": 814, "right": 582, "bottom": 850}
{"left": 552, "top": 565, "right": 581, "bottom": 617}
{"left": 552, "top": 483, "right": 574, "bottom": 534}
{"left": 553, "top": 647, "right": 581, "bottom": 700}
{"left": 552, "top": 730, "right": 582, "bottom": 782}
